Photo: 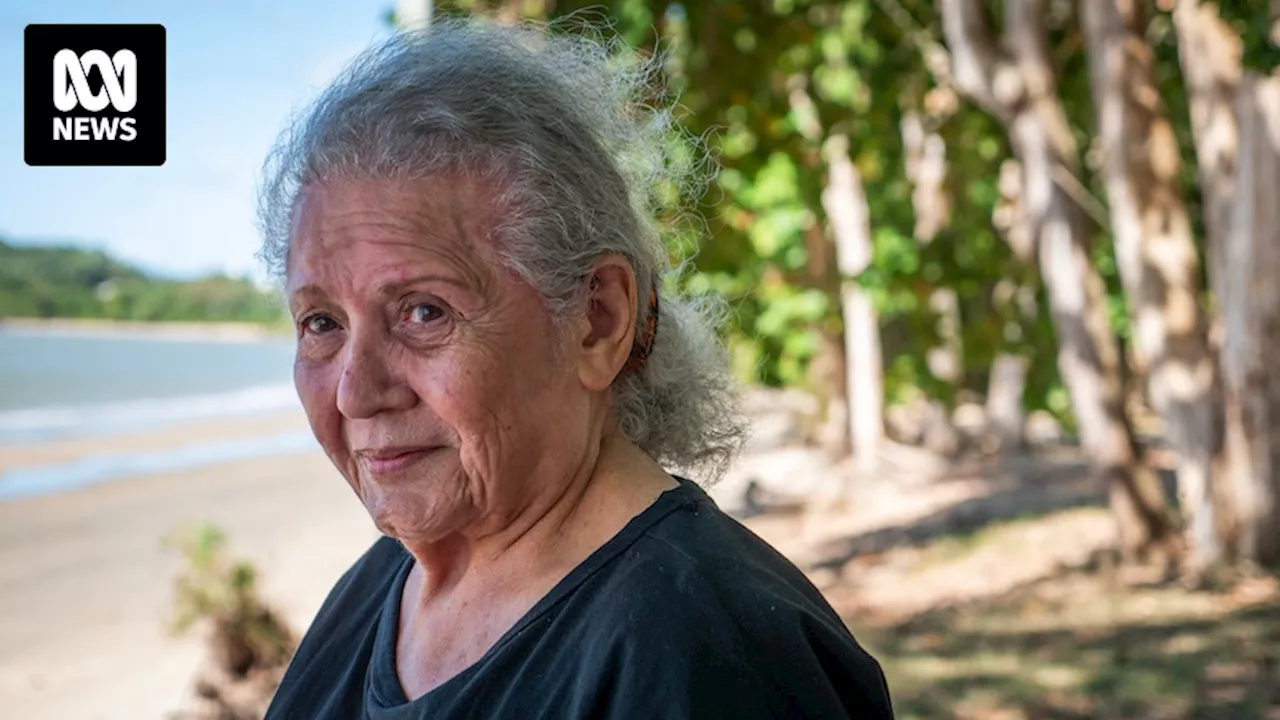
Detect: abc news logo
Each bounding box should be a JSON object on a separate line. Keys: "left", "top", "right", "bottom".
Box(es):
{"left": 25, "top": 24, "right": 166, "bottom": 166}
{"left": 54, "top": 49, "right": 139, "bottom": 141}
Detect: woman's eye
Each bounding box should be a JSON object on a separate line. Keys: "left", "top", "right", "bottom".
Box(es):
{"left": 407, "top": 303, "right": 443, "bottom": 324}
{"left": 302, "top": 314, "right": 338, "bottom": 334}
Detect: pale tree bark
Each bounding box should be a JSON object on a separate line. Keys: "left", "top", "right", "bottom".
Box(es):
{"left": 941, "top": 0, "right": 1180, "bottom": 559}
{"left": 901, "top": 111, "right": 953, "bottom": 245}
{"left": 1173, "top": 0, "right": 1241, "bottom": 285}
{"left": 1224, "top": 74, "right": 1280, "bottom": 566}
{"left": 901, "top": 111, "right": 963, "bottom": 385}
{"left": 901, "top": 109, "right": 964, "bottom": 455}
{"left": 987, "top": 159, "right": 1036, "bottom": 452}
{"left": 872, "top": 0, "right": 1030, "bottom": 453}
{"left": 1081, "top": 0, "right": 1225, "bottom": 570}
{"left": 1174, "top": 0, "right": 1280, "bottom": 568}
{"left": 790, "top": 76, "right": 852, "bottom": 454}
{"left": 804, "top": 220, "right": 853, "bottom": 454}
{"left": 987, "top": 352, "right": 1029, "bottom": 447}
{"left": 822, "top": 134, "right": 884, "bottom": 472}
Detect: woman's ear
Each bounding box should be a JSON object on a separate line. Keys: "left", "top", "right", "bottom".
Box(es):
{"left": 577, "top": 255, "right": 638, "bottom": 392}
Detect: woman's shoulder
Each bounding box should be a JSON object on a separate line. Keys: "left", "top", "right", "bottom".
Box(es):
{"left": 265, "top": 536, "right": 409, "bottom": 719}
{"left": 301, "top": 535, "right": 409, "bottom": 638}
{"left": 621, "top": 479, "right": 835, "bottom": 616}
{"left": 552, "top": 480, "right": 893, "bottom": 717}
{"left": 573, "top": 478, "right": 852, "bottom": 649}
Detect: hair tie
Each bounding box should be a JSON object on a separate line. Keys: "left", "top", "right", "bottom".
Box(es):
{"left": 622, "top": 284, "right": 659, "bottom": 377}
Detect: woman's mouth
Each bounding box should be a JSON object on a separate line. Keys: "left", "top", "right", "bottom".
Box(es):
{"left": 355, "top": 446, "right": 439, "bottom": 477}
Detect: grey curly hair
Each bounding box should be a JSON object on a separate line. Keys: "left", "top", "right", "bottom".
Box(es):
{"left": 256, "top": 17, "right": 745, "bottom": 481}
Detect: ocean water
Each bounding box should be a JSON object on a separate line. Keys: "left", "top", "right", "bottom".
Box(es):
{"left": 0, "top": 327, "right": 320, "bottom": 500}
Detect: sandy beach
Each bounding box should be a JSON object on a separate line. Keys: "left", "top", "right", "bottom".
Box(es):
{"left": 8, "top": 401, "right": 1277, "bottom": 720}
{"left": 0, "top": 391, "right": 839, "bottom": 719}
{"left": 0, "top": 407, "right": 773, "bottom": 720}
{"left": 0, "top": 410, "right": 315, "bottom": 475}
{"left": 0, "top": 412, "right": 378, "bottom": 720}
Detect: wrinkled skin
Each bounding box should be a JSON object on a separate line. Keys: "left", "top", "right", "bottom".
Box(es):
{"left": 287, "top": 177, "right": 597, "bottom": 546}
{"left": 285, "top": 176, "right": 675, "bottom": 697}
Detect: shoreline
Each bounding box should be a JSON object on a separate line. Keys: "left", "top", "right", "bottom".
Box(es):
{"left": 0, "top": 410, "right": 316, "bottom": 507}
{"left": 0, "top": 409, "right": 312, "bottom": 475}
{"left": 0, "top": 394, "right": 774, "bottom": 718}
{"left": 0, "top": 449, "right": 378, "bottom": 720}
{"left": 0, "top": 317, "right": 292, "bottom": 343}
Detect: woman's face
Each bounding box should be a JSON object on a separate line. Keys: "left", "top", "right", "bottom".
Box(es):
{"left": 286, "top": 177, "right": 593, "bottom": 543}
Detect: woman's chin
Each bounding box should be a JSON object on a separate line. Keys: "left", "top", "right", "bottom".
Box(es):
{"left": 364, "top": 491, "right": 473, "bottom": 544}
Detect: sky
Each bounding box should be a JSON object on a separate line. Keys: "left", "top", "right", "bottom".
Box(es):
{"left": 1, "top": 0, "right": 397, "bottom": 280}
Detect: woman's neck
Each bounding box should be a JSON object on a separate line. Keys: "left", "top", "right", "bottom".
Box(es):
{"left": 399, "top": 430, "right": 676, "bottom": 607}
{"left": 391, "top": 432, "right": 677, "bottom": 699}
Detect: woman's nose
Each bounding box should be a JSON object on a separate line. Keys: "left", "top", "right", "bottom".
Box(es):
{"left": 335, "top": 327, "right": 417, "bottom": 419}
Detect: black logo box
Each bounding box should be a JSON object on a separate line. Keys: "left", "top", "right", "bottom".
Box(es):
{"left": 24, "top": 24, "right": 166, "bottom": 167}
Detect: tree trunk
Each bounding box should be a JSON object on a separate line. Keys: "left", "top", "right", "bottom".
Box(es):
{"left": 823, "top": 134, "right": 884, "bottom": 472}
{"left": 1220, "top": 72, "right": 1280, "bottom": 566}
{"left": 1173, "top": 0, "right": 1242, "bottom": 263}
{"left": 901, "top": 110, "right": 951, "bottom": 245}
{"left": 1081, "top": 0, "right": 1225, "bottom": 570}
{"left": 1174, "top": 0, "right": 1280, "bottom": 568}
{"left": 790, "top": 76, "right": 852, "bottom": 454}
{"left": 941, "top": 0, "right": 1180, "bottom": 559}
{"left": 987, "top": 353, "right": 1029, "bottom": 450}
{"left": 901, "top": 109, "right": 965, "bottom": 454}
{"left": 901, "top": 111, "right": 964, "bottom": 386}
{"left": 987, "top": 160, "right": 1037, "bottom": 453}
{"left": 803, "top": 218, "right": 852, "bottom": 454}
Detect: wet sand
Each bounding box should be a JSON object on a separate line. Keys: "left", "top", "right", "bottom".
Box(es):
{"left": 0, "top": 410, "right": 314, "bottom": 474}
{"left": 0, "top": 408, "right": 777, "bottom": 719}
{"left": 0, "top": 422, "right": 378, "bottom": 719}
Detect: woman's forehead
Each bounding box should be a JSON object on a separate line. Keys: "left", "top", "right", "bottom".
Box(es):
{"left": 287, "top": 177, "right": 500, "bottom": 289}
{"left": 293, "top": 177, "right": 491, "bottom": 236}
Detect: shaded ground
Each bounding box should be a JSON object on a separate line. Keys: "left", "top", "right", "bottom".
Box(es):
{"left": 734, "top": 447, "right": 1280, "bottom": 720}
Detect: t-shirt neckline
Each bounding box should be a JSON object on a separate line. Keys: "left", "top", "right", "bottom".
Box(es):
{"left": 367, "top": 476, "right": 706, "bottom": 711}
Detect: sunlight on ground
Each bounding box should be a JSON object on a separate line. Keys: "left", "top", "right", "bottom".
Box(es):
{"left": 847, "top": 508, "right": 1280, "bottom": 719}
{"left": 743, "top": 465, "right": 1280, "bottom": 720}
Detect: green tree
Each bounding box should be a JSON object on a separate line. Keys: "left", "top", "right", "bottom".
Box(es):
{"left": 0, "top": 239, "right": 285, "bottom": 326}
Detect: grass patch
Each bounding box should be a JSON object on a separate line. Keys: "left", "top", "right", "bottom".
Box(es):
{"left": 837, "top": 504, "right": 1279, "bottom": 719}
{"left": 860, "top": 556, "right": 1280, "bottom": 719}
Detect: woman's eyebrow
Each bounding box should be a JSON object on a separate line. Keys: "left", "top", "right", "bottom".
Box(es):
{"left": 378, "top": 273, "right": 474, "bottom": 296}
{"left": 287, "top": 284, "right": 326, "bottom": 309}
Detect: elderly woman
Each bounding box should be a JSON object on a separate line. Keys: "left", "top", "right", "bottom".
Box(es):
{"left": 259, "top": 18, "right": 892, "bottom": 719}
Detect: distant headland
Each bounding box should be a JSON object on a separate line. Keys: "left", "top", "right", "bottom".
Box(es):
{"left": 0, "top": 238, "right": 288, "bottom": 330}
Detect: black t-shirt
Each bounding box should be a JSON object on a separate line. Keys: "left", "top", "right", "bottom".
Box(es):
{"left": 266, "top": 478, "right": 894, "bottom": 719}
